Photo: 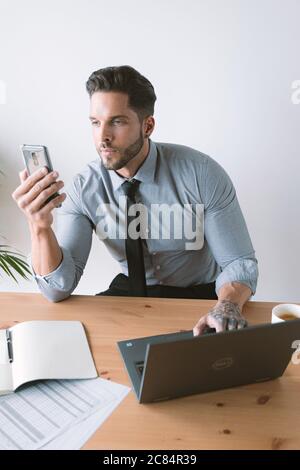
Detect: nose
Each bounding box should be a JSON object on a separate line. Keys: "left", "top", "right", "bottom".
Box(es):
{"left": 96, "top": 124, "right": 113, "bottom": 144}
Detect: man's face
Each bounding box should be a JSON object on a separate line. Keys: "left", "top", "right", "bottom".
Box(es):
{"left": 89, "top": 91, "right": 147, "bottom": 171}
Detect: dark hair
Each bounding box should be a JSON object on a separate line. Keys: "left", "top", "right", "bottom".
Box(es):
{"left": 86, "top": 65, "right": 156, "bottom": 122}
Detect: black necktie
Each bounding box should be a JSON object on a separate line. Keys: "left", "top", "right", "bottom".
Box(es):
{"left": 122, "top": 179, "right": 147, "bottom": 297}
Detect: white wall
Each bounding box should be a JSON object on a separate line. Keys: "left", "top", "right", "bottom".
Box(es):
{"left": 0, "top": 0, "right": 299, "bottom": 301}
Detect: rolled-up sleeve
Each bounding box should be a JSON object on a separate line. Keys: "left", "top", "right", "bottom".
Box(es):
{"left": 203, "top": 158, "right": 258, "bottom": 296}
{"left": 28, "top": 175, "right": 93, "bottom": 302}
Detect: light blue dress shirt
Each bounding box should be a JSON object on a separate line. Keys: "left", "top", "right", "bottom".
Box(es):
{"left": 30, "top": 139, "right": 258, "bottom": 302}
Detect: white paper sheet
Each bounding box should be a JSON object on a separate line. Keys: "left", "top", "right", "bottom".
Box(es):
{"left": 41, "top": 401, "right": 122, "bottom": 450}
{"left": 0, "top": 378, "right": 130, "bottom": 450}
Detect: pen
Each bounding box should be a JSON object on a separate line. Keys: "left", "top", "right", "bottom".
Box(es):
{"left": 6, "top": 330, "right": 13, "bottom": 363}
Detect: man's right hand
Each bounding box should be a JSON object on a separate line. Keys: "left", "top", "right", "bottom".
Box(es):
{"left": 11, "top": 167, "right": 66, "bottom": 231}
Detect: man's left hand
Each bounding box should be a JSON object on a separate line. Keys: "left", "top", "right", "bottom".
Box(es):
{"left": 193, "top": 299, "right": 247, "bottom": 336}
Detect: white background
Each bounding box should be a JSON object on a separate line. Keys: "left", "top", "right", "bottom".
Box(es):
{"left": 0, "top": 0, "right": 299, "bottom": 301}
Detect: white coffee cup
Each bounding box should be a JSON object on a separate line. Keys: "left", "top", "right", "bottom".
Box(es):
{"left": 271, "top": 303, "right": 300, "bottom": 324}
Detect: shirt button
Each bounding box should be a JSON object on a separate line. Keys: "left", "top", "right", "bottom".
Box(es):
{"left": 156, "top": 265, "right": 161, "bottom": 270}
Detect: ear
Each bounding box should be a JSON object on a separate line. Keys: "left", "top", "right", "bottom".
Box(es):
{"left": 144, "top": 116, "right": 155, "bottom": 137}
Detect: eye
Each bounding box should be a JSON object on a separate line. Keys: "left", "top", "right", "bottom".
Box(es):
{"left": 113, "top": 120, "right": 122, "bottom": 124}
{"left": 91, "top": 121, "right": 99, "bottom": 127}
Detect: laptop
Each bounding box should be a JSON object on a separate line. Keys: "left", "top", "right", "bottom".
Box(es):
{"left": 117, "top": 319, "right": 300, "bottom": 403}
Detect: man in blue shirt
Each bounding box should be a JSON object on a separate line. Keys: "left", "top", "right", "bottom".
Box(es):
{"left": 12, "top": 65, "right": 258, "bottom": 335}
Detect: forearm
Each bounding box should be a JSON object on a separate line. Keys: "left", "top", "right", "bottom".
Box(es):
{"left": 217, "top": 281, "right": 252, "bottom": 311}
{"left": 29, "top": 223, "right": 62, "bottom": 276}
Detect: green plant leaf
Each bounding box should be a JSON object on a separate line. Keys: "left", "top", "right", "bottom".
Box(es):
{"left": 1, "top": 254, "right": 31, "bottom": 280}
{"left": 6, "top": 255, "right": 31, "bottom": 275}
{"left": 0, "top": 251, "right": 28, "bottom": 265}
{"left": 0, "top": 249, "right": 24, "bottom": 257}
{"left": 0, "top": 258, "right": 12, "bottom": 276}
{"left": 0, "top": 241, "right": 32, "bottom": 282}
{"left": 0, "top": 244, "right": 25, "bottom": 255}
{"left": 0, "top": 257, "right": 18, "bottom": 282}
{"left": 11, "top": 258, "right": 31, "bottom": 270}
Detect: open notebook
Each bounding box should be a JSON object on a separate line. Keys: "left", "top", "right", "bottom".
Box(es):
{"left": 0, "top": 320, "right": 97, "bottom": 396}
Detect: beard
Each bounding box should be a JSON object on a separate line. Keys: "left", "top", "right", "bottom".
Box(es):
{"left": 98, "top": 129, "right": 145, "bottom": 171}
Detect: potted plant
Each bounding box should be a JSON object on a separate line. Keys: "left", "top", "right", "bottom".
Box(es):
{"left": 0, "top": 243, "right": 31, "bottom": 283}
{"left": 0, "top": 169, "right": 31, "bottom": 283}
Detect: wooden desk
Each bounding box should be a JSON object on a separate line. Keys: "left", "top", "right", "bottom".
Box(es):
{"left": 0, "top": 292, "right": 300, "bottom": 450}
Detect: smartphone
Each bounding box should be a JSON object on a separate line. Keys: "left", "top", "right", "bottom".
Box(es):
{"left": 20, "top": 144, "right": 61, "bottom": 207}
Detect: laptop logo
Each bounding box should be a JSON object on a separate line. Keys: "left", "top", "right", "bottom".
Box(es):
{"left": 212, "top": 357, "right": 234, "bottom": 370}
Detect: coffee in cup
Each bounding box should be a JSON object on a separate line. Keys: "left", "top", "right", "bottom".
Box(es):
{"left": 271, "top": 303, "right": 300, "bottom": 323}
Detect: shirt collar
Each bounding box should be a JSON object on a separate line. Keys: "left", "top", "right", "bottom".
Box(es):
{"left": 108, "top": 139, "right": 157, "bottom": 192}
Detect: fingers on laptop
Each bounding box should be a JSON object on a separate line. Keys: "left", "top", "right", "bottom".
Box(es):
{"left": 193, "top": 315, "right": 212, "bottom": 336}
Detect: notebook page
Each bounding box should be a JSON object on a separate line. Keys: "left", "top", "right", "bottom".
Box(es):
{"left": 10, "top": 321, "right": 97, "bottom": 390}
